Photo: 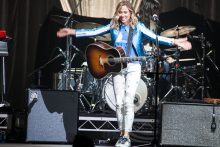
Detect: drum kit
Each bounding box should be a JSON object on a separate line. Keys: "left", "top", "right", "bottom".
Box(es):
{"left": 53, "top": 22, "right": 209, "bottom": 114}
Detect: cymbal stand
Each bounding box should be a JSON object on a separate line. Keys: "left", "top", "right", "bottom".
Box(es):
{"left": 160, "top": 27, "right": 183, "bottom": 102}
{"left": 200, "top": 33, "right": 205, "bottom": 99}
{"left": 58, "top": 36, "right": 73, "bottom": 90}
{"left": 61, "top": 13, "right": 79, "bottom": 90}
{"left": 61, "top": 0, "right": 82, "bottom": 91}
{"left": 190, "top": 33, "right": 208, "bottom": 99}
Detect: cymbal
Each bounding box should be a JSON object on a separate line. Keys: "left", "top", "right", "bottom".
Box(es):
{"left": 75, "top": 22, "right": 103, "bottom": 29}
{"left": 164, "top": 46, "right": 185, "bottom": 52}
{"left": 75, "top": 22, "right": 111, "bottom": 41}
{"left": 51, "top": 15, "right": 79, "bottom": 25}
{"left": 95, "top": 34, "right": 111, "bottom": 42}
{"left": 160, "top": 25, "right": 196, "bottom": 37}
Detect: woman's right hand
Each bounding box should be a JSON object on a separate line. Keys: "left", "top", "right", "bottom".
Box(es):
{"left": 57, "top": 28, "right": 75, "bottom": 38}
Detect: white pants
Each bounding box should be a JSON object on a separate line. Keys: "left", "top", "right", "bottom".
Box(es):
{"left": 112, "top": 63, "right": 141, "bottom": 132}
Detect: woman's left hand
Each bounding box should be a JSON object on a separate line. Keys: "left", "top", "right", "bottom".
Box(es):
{"left": 174, "top": 37, "right": 192, "bottom": 50}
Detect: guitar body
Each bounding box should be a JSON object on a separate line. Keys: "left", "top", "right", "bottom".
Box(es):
{"left": 86, "top": 41, "right": 126, "bottom": 79}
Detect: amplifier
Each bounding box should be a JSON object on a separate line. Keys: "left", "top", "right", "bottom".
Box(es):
{"left": 26, "top": 89, "right": 78, "bottom": 143}
{"left": 160, "top": 102, "right": 220, "bottom": 147}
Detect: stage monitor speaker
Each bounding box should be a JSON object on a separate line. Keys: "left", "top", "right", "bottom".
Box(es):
{"left": 160, "top": 102, "right": 220, "bottom": 147}
{"left": 26, "top": 89, "right": 78, "bottom": 143}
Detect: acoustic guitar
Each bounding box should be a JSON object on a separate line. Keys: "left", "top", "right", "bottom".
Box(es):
{"left": 86, "top": 41, "right": 149, "bottom": 79}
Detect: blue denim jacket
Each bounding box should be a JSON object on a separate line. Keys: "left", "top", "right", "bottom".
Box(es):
{"left": 76, "top": 21, "right": 174, "bottom": 56}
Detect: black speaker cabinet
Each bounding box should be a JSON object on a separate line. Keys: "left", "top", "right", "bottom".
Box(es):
{"left": 26, "top": 89, "right": 78, "bottom": 143}
{"left": 160, "top": 102, "right": 220, "bottom": 146}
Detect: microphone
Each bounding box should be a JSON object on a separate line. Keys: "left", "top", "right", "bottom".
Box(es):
{"left": 152, "top": 14, "right": 159, "bottom": 22}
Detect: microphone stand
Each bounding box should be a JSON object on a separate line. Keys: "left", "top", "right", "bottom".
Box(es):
{"left": 151, "top": 16, "right": 160, "bottom": 147}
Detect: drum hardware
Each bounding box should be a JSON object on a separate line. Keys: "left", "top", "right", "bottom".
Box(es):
{"left": 77, "top": 62, "right": 109, "bottom": 113}
{"left": 189, "top": 33, "right": 213, "bottom": 100}
{"left": 79, "top": 62, "right": 100, "bottom": 94}
{"left": 53, "top": 45, "right": 85, "bottom": 91}
{"left": 53, "top": 68, "right": 82, "bottom": 90}
{"left": 142, "top": 56, "right": 169, "bottom": 79}
{"left": 206, "top": 50, "right": 219, "bottom": 73}
{"left": 79, "top": 93, "right": 92, "bottom": 112}
{"left": 164, "top": 46, "right": 185, "bottom": 52}
{"left": 78, "top": 92, "right": 103, "bottom": 113}
{"left": 178, "top": 66, "right": 202, "bottom": 100}
{"left": 142, "top": 56, "right": 157, "bottom": 74}
{"left": 160, "top": 26, "right": 187, "bottom": 102}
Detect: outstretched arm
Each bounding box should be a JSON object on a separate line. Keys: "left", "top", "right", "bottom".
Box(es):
{"left": 57, "top": 24, "right": 111, "bottom": 38}
{"left": 174, "top": 37, "right": 192, "bottom": 50}
{"left": 139, "top": 22, "right": 192, "bottom": 50}
{"left": 57, "top": 28, "right": 76, "bottom": 38}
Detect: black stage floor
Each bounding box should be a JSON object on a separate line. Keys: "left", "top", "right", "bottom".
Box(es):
{"left": 0, "top": 143, "right": 114, "bottom": 147}
{"left": 0, "top": 143, "right": 154, "bottom": 147}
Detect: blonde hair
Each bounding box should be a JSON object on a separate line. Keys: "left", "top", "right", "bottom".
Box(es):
{"left": 111, "top": 1, "right": 138, "bottom": 29}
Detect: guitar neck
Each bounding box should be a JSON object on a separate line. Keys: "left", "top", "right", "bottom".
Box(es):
{"left": 111, "top": 56, "right": 148, "bottom": 63}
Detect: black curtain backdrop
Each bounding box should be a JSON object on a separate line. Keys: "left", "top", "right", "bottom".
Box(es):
{"left": 0, "top": 0, "right": 62, "bottom": 110}
{"left": 0, "top": 0, "right": 220, "bottom": 112}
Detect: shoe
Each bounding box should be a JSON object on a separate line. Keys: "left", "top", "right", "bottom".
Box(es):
{"left": 115, "top": 136, "right": 131, "bottom": 147}
{"left": 115, "top": 136, "right": 123, "bottom": 147}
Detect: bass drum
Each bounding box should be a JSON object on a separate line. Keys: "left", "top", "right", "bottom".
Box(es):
{"left": 102, "top": 76, "right": 148, "bottom": 113}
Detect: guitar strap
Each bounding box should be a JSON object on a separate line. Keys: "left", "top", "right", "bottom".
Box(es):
{"left": 126, "top": 26, "right": 133, "bottom": 56}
